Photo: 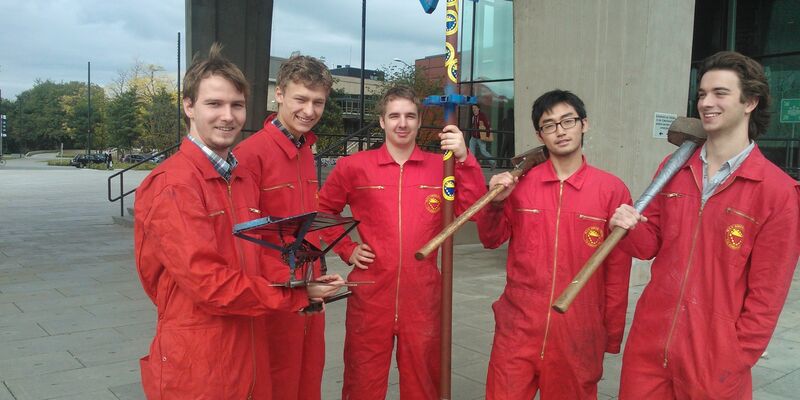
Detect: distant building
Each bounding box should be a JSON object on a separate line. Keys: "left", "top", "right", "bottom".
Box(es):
{"left": 330, "top": 65, "right": 385, "bottom": 81}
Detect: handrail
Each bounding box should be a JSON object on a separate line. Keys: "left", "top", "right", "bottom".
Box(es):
{"left": 314, "top": 121, "right": 379, "bottom": 187}
{"left": 315, "top": 121, "right": 380, "bottom": 160}
{"left": 107, "top": 143, "right": 180, "bottom": 217}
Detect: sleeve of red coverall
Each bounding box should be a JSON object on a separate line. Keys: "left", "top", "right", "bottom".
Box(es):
{"left": 735, "top": 185, "right": 800, "bottom": 367}
{"left": 617, "top": 159, "right": 670, "bottom": 259}
{"left": 146, "top": 183, "right": 309, "bottom": 316}
{"left": 476, "top": 188, "right": 513, "bottom": 249}
{"left": 603, "top": 180, "right": 634, "bottom": 353}
{"left": 318, "top": 161, "right": 359, "bottom": 264}
{"left": 454, "top": 153, "right": 488, "bottom": 217}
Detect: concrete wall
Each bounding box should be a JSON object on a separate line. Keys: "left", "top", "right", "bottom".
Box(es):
{"left": 186, "top": 0, "right": 273, "bottom": 133}
{"left": 514, "top": 0, "right": 696, "bottom": 284}
{"left": 514, "top": 0, "right": 696, "bottom": 198}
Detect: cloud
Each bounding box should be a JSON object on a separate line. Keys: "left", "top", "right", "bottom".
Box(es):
{"left": 271, "top": 0, "right": 446, "bottom": 69}
{"left": 0, "top": 0, "right": 456, "bottom": 99}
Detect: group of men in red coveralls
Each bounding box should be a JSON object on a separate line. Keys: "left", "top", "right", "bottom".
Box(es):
{"left": 134, "top": 43, "right": 798, "bottom": 399}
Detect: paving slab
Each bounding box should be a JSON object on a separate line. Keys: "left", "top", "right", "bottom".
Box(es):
{"left": 759, "top": 369, "right": 800, "bottom": 399}
{"left": 14, "top": 292, "right": 132, "bottom": 313}
{"left": 70, "top": 338, "right": 150, "bottom": 367}
{"left": 0, "top": 384, "right": 14, "bottom": 400}
{"left": 4, "top": 360, "right": 139, "bottom": 400}
{"left": 38, "top": 309, "right": 154, "bottom": 335}
{"left": 109, "top": 382, "right": 146, "bottom": 400}
{"left": 0, "top": 351, "right": 83, "bottom": 380}
{"left": 0, "top": 322, "right": 49, "bottom": 343}
{"left": 0, "top": 328, "right": 129, "bottom": 361}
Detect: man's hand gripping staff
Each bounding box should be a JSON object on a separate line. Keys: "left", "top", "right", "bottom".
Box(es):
{"left": 552, "top": 117, "right": 707, "bottom": 313}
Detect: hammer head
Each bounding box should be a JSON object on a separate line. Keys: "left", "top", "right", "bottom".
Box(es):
{"left": 667, "top": 117, "right": 706, "bottom": 147}
{"left": 511, "top": 145, "right": 548, "bottom": 173}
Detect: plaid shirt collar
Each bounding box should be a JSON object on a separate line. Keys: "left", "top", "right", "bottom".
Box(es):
{"left": 272, "top": 118, "right": 306, "bottom": 148}
{"left": 186, "top": 134, "right": 238, "bottom": 181}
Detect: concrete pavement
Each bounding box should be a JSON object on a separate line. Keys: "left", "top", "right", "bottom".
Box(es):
{"left": 0, "top": 156, "right": 798, "bottom": 399}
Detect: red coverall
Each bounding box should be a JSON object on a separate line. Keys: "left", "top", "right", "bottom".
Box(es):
{"left": 134, "top": 139, "right": 309, "bottom": 399}
{"left": 318, "top": 145, "right": 485, "bottom": 400}
{"left": 235, "top": 114, "right": 326, "bottom": 400}
{"left": 618, "top": 146, "right": 800, "bottom": 399}
{"left": 478, "top": 159, "right": 632, "bottom": 400}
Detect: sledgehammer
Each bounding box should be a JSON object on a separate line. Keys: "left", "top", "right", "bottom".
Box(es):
{"left": 415, "top": 145, "right": 549, "bottom": 260}
{"left": 552, "top": 117, "right": 706, "bottom": 313}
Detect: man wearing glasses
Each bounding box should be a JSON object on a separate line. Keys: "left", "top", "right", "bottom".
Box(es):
{"left": 476, "top": 89, "right": 633, "bottom": 399}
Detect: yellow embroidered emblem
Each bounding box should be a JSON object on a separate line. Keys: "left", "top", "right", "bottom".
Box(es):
{"left": 583, "top": 226, "right": 604, "bottom": 248}
{"left": 425, "top": 194, "right": 442, "bottom": 214}
{"left": 725, "top": 224, "right": 745, "bottom": 250}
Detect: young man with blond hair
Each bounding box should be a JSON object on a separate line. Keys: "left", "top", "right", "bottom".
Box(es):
{"left": 235, "top": 55, "right": 334, "bottom": 400}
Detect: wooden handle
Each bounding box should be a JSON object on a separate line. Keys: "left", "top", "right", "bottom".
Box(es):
{"left": 415, "top": 170, "right": 522, "bottom": 260}
{"left": 551, "top": 227, "right": 628, "bottom": 313}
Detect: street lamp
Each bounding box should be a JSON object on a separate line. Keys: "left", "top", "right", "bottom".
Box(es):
{"left": 392, "top": 58, "right": 412, "bottom": 68}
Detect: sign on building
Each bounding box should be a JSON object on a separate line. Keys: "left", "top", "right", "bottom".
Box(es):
{"left": 780, "top": 99, "right": 800, "bottom": 123}
{"left": 652, "top": 112, "right": 677, "bottom": 138}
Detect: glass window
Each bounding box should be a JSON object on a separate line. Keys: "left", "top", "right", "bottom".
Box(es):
{"left": 459, "top": 0, "right": 475, "bottom": 82}
{"left": 472, "top": 0, "right": 514, "bottom": 81}
{"left": 735, "top": 0, "right": 800, "bottom": 55}
{"left": 461, "top": 81, "right": 515, "bottom": 163}
{"left": 759, "top": 54, "right": 800, "bottom": 177}
{"left": 690, "top": 0, "right": 800, "bottom": 176}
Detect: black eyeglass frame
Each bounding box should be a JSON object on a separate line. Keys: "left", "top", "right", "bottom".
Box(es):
{"left": 538, "top": 117, "right": 583, "bottom": 135}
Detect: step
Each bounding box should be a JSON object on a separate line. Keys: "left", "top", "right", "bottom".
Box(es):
{"left": 112, "top": 215, "right": 134, "bottom": 228}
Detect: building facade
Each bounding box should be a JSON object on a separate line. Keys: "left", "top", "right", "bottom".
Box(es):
{"left": 453, "top": 0, "right": 798, "bottom": 188}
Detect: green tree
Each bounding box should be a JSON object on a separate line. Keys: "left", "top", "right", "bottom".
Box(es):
{"left": 375, "top": 63, "right": 443, "bottom": 100}
{"left": 139, "top": 86, "right": 181, "bottom": 151}
{"left": 61, "top": 83, "right": 108, "bottom": 150}
{"left": 12, "top": 80, "right": 92, "bottom": 151}
{"left": 313, "top": 88, "right": 346, "bottom": 152}
{"left": 106, "top": 88, "right": 143, "bottom": 152}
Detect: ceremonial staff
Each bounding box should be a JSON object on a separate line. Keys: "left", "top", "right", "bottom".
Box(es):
{"left": 417, "top": 0, "right": 475, "bottom": 398}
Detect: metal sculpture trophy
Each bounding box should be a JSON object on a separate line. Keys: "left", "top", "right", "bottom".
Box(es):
{"left": 233, "top": 212, "right": 363, "bottom": 311}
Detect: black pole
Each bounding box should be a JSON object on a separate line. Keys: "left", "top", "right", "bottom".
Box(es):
{"left": 87, "top": 61, "right": 92, "bottom": 154}
{"left": 177, "top": 32, "right": 182, "bottom": 144}
{"left": 0, "top": 88, "right": 4, "bottom": 158}
{"left": 359, "top": 0, "right": 366, "bottom": 150}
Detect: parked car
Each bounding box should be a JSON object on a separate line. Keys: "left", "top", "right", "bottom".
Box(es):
{"left": 70, "top": 153, "right": 108, "bottom": 168}
{"left": 123, "top": 154, "right": 164, "bottom": 164}
{"left": 122, "top": 154, "right": 149, "bottom": 164}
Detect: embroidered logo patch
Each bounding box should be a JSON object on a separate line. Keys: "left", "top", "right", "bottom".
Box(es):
{"left": 583, "top": 226, "right": 604, "bottom": 248}
{"left": 725, "top": 224, "right": 745, "bottom": 250}
{"left": 425, "top": 194, "right": 442, "bottom": 213}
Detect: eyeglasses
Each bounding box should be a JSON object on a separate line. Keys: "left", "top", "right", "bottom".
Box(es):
{"left": 539, "top": 117, "right": 582, "bottom": 134}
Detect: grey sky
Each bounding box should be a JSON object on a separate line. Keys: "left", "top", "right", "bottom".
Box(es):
{"left": 0, "top": 0, "right": 448, "bottom": 100}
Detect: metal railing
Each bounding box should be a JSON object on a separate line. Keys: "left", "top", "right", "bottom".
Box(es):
{"left": 107, "top": 144, "right": 180, "bottom": 217}
{"left": 314, "top": 121, "right": 379, "bottom": 187}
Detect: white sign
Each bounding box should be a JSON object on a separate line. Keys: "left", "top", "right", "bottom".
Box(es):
{"left": 653, "top": 112, "right": 677, "bottom": 138}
